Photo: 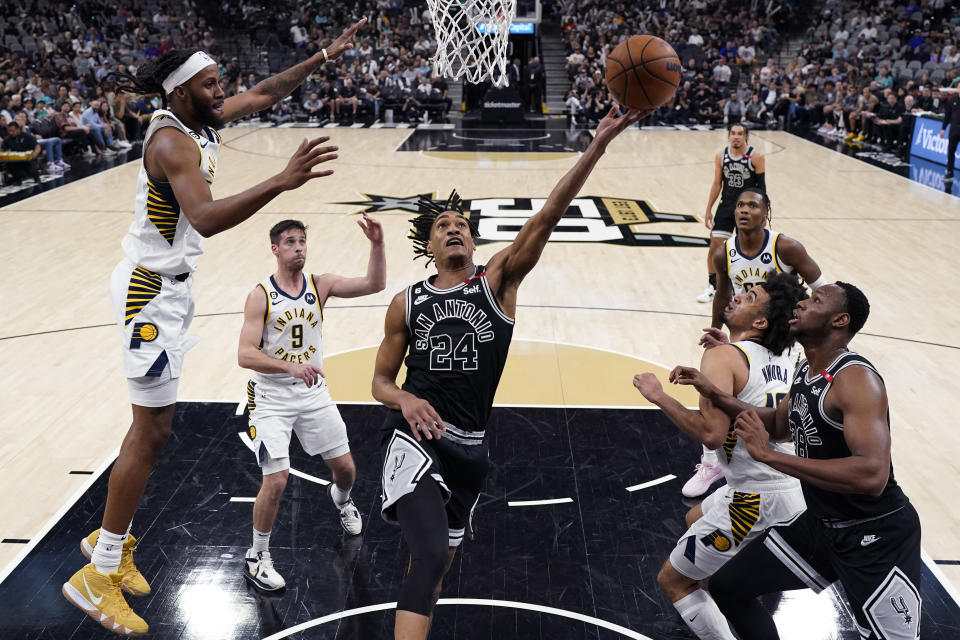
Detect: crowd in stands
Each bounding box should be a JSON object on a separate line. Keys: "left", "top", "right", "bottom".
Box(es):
{"left": 0, "top": 0, "right": 452, "bottom": 184}
{"left": 0, "top": 0, "right": 210, "bottom": 182}
{"left": 216, "top": 0, "right": 452, "bottom": 126}
{"left": 559, "top": 0, "right": 960, "bottom": 153}
{"left": 3, "top": 0, "right": 959, "bottom": 185}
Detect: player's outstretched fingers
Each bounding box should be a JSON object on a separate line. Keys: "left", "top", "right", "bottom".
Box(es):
{"left": 307, "top": 152, "right": 338, "bottom": 169}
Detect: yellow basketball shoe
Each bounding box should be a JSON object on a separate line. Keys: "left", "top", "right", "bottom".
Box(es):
{"left": 62, "top": 563, "right": 148, "bottom": 635}
{"left": 81, "top": 529, "right": 152, "bottom": 596}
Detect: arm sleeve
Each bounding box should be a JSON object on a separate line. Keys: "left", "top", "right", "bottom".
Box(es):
{"left": 755, "top": 171, "right": 766, "bottom": 191}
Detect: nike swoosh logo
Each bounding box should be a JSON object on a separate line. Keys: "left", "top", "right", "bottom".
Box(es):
{"left": 83, "top": 574, "right": 104, "bottom": 605}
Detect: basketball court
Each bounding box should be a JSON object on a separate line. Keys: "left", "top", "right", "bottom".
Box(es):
{"left": 1, "top": 122, "right": 959, "bottom": 638}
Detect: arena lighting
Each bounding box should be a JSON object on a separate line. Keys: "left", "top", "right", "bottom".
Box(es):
{"left": 176, "top": 580, "right": 256, "bottom": 635}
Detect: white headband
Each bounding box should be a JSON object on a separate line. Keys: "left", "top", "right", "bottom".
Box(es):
{"left": 162, "top": 51, "right": 216, "bottom": 95}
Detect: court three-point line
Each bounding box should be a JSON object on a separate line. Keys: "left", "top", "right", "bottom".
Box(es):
{"left": 626, "top": 474, "right": 676, "bottom": 492}
{"left": 507, "top": 498, "right": 574, "bottom": 507}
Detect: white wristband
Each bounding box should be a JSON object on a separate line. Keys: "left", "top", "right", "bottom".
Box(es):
{"left": 808, "top": 275, "right": 827, "bottom": 290}
{"left": 322, "top": 48, "right": 329, "bottom": 62}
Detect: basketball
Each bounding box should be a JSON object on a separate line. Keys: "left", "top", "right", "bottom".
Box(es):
{"left": 605, "top": 35, "right": 681, "bottom": 111}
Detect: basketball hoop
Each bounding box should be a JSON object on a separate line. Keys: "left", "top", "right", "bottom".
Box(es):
{"left": 427, "top": 0, "right": 517, "bottom": 86}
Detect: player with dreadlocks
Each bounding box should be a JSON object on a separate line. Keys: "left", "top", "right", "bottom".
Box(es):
{"left": 633, "top": 271, "right": 808, "bottom": 640}
{"left": 679, "top": 187, "right": 827, "bottom": 502}
{"left": 61, "top": 19, "right": 366, "bottom": 636}
{"left": 371, "top": 105, "right": 646, "bottom": 640}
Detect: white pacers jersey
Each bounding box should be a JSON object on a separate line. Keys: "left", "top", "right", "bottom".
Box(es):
{"left": 723, "top": 229, "right": 793, "bottom": 295}
{"left": 252, "top": 274, "right": 325, "bottom": 387}
{"left": 717, "top": 339, "right": 801, "bottom": 493}
{"left": 122, "top": 109, "right": 221, "bottom": 275}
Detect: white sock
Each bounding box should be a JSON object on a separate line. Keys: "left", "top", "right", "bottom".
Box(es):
{"left": 330, "top": 483, "right": 352, "bottom": 506}
{"left": 91, "top": 528, "right": 125, "bottom": 575}
{"left": 701, "top": 447, "right": 719, "bottom": 466}
{"left": 673, "top": 589, "right": 737, "bottom": 640}
{"left": 252, "top": 528, "right": 271, "bottom": 553}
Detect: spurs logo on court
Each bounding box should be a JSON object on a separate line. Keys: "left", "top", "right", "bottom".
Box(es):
{"left": 390, "top": 452, "right": 406, "bottom": 482}
{"left": 335, "top": 194, "right": 709, "bottom": 247}
{"left": 891, "top": 596, "right": 913, "bottom": 624}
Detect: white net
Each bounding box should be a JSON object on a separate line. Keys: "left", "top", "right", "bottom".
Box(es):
{"left": 427, "top": 0, "right": 517, "bottom": 86}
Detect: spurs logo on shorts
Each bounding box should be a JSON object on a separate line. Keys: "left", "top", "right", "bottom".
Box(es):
{"left": 390, "top": 452, "right": 406, "bottom": 482}
{"left": 381, "top": 431, "right": 443, "bottom": 512}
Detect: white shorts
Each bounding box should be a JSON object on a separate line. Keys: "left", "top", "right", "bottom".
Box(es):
{"left": 670, "top": 483, "right": 805, "bottom": 580}
{"left": 127, "top": 367, "right": 179, "bottom": 407}
{"left": 110, "top": 259, "right": 197, "bottom": 382}
{"left": 247, "top": 379, "right": 349, "bottom": 467}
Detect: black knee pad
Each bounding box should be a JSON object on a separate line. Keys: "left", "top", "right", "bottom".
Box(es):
{"left": 395, "top": 478, "right": 452, "bottom": 616}
{"left": 397, "top": 543, "right": 449, "bottom": 615}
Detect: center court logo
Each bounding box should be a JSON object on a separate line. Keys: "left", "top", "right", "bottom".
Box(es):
{"left": 336, "top": 193, "right": 709, "bottom": 247}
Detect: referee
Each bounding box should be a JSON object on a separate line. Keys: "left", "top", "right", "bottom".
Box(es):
{"left": 941, "top": 88, "right": 960, "bottom": 182}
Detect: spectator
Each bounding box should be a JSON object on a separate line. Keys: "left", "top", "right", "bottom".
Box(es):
{"left": 16, "top": 112, "right": 68, "bottom": 175}
{"left": 303, "top": 92, "right": 326, "bottom": 121}
{"left": 1, "top": 118, "right": 42, "bottom": 184}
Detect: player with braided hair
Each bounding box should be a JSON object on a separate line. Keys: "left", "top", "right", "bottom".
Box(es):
{"left": 408, "top": 190, "right": 479, "bottom": 266}
{"left": 371, "top": 105, "right": 647, "bottom": 640}
{"left": 61, "top": 19, "right": 367, "bottom": 636}
{"left": 633, "top": 272, "right": 809, "bottom": 640}
{"left": 680, "top": 187, "right": 826, "bottom": 501}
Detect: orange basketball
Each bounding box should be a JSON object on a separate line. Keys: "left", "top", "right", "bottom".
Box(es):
{"left": 605, "top": 35, "right": 681, "bottom": 111}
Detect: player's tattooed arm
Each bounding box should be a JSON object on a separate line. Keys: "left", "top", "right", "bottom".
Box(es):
{"left": 158, "top": 132, "right": 338, "bottom": 236}
{"left": 221, "top": 18, "right": 366, "bottom": 122}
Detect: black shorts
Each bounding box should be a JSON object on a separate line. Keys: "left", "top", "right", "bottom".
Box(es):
{"left": 712, "top": 200, "right": 737, "bottom": 237}
{"left": 715, "top": 505, "right": 922, "bottom": 639}
{"left": 380, "top": 411, "right": 489, "bottom": 544}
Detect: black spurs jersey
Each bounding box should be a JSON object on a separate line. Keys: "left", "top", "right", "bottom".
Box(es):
{"left": 720, "top": 145, "right": 759, "bottom": 204}
{"left": 401, "top": 265, "right": 514, "bottom": 432}
{"left": 788, "top": 351, "right": 910, "bottom": 523}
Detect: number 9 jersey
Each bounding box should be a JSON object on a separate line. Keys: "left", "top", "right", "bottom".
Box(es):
{"left": 251, "top": 274, "right": 325, "bottom": 386}
{"left": 401, "top": 265, "right": 514, "bottom": 433}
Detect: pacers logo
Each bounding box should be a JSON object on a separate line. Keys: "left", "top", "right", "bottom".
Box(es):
{"left": 129, "top": 322, "right": 159, "bottom": 349}
{"left": 249, "top": 425, "right": 257, "bottom": 440}
{"left": 700, "top": 530, "right": 732, "bottom": 552}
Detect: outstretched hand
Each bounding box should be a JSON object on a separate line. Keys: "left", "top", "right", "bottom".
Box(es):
{"left": 278, "top": 136, "right": 339, "bottom": 190}
{"left": 593, "top": 105, "right": 653, "bottom": 147}
{"left": 357, "top": 212, "right": 383, "bottom": 245}
{"left": 323, "top": 17, "right": 367, "bottom": 61}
